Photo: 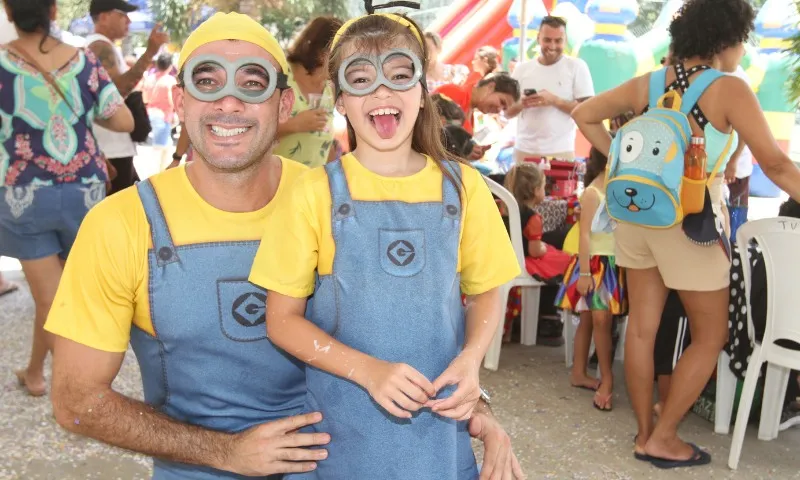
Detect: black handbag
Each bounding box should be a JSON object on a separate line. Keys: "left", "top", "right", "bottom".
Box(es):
{"left": 125, "top": 91, "right": 152, "bottom": 143}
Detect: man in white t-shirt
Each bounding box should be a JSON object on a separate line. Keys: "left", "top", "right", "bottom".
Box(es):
{"left": 506, "top": 16, "right": 594, "bottom": 161}
{"left": 86, "top": 0, "right": 168, "bottom": 194}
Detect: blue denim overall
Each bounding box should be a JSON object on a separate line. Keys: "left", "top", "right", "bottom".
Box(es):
{"left": 289, "top": 159, "right": 479, "bottom": 479}
{"left": 129, "top": 179, "right": 307, "bottom": 480}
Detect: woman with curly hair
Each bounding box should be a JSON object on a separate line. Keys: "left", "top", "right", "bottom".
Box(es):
{"left": 573, "top": 0, "right": 800, "bottom": 469}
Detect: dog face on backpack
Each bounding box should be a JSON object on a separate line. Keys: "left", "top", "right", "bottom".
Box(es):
{"left": 607, "top": 118, "right": 683, "bottom": 222}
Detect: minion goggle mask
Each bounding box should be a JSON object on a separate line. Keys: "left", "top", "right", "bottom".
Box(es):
{"left": 332, "top": 1, "right": 426, "bottom": 96}
{"left": 180, "top": 55, "right": 289, "bottom": 104}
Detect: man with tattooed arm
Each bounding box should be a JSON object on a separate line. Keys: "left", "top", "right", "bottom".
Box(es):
{"left": 86, "top": 0, "right": 169, "bottom": 194}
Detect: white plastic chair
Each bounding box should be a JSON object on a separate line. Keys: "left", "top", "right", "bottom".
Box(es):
{"left": 482, "top": 176, "right": 544, "bottom": 371}
{"left": 728, "top": 217, "right": 800, "bottom": 469}
{"left": 714, "top": 350, "right": 738, "bottom": 434}
{"left": 563, "top": 310, "right": 627, "bottom": 370}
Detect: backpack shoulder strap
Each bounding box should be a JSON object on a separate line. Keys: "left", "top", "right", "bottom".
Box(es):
{"left": 679, "top": 69, "right": 724, "bottom": 116}
{"left": 648, "top": 67, "right": 668, "bottom": 108}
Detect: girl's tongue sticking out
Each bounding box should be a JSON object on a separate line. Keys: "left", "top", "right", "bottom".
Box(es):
{"left": 369, "top": 108, "right": 401, "bottom": 139}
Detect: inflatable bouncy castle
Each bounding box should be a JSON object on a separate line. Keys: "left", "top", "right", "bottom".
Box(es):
{"left": 425, "top": 0, "right": 798, "bottom": 174}
{"left": 749, "top": 0, "right": 799, "bottom": 196}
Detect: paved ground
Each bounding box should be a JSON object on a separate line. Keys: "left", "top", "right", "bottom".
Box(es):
{"left": 1, "top": 150, "right": 797, "bottom": 479}
{"left": 2, "top": 268, "right": 800, "bottom": 479}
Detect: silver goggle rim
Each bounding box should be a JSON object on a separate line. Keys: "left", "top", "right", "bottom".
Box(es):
{"left": 181, "top": 54, "right": 288, "bottom": 104}
{"left": 337, "top": 48, "right": 424, "bottom": 96}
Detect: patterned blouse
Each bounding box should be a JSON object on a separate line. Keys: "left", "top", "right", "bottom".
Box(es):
{"left": 274, "top": 67, "right": 335, "bottom": 168}
{"left": 0, "top": 46, "right": 124, "bottom": 186}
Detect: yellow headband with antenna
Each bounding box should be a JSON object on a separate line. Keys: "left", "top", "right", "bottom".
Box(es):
{"left": 330, "top": 13, "right": 424, "bottom": 49}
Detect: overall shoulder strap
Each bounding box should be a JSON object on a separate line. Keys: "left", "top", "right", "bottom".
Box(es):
{"left": 679, "top": 69, "right": 724, "bottom": 116}
{"left": 324, "top": 159, "right": 355, "bottom": 221}
{"left": 136, "top": 179, "right": 180, "bottom": 266}
{"left": 440, "top": 160, "right": 462, "bottom": 221}
{"left": 648, "top": 67, "right": 668, "bottom": 108}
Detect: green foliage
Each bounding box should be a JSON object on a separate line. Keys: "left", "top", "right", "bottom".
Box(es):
{"left": 261, "top": 0, "right": 349, "bottom": 44}
{"left": 149, "top": 0, "right": 190, "bottom": 43}
{"left": 786, "top": 8, "right": 800, "bottom": 105}
{"left": 56, "top": 0, "right": 89, "bottom": 29}
{"left": 629, "top": 0, "right": 663, "bottom": 36}
{"left": 784, "top": 0, "right": 800, "bottom": 106}
{"left": 55, "top": 0, "right": 348, "bottom": 43}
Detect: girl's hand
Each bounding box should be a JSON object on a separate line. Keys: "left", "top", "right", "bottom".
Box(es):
{"left": 724, "top": 161, "right": 737, "bottom": 184}
{"left": 576, "top": 275, "right": 594, "bottom": 296}
{"left": 359, "top": 359, "right": 435, "bottom": 419}
{"left": 427, "top": 354, "right": 481, "bottom": 421}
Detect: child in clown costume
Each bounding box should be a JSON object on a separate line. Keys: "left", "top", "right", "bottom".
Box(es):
{"left": 556, "top": 147, "right": 626, "bottom": 411}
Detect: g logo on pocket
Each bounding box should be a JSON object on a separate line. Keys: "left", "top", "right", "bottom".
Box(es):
{"left": 380, "top": 229, "right": 425, "bottom": 277}
{"left": 217, "top": 279, "right": 268, "bottom": 342}
{"left": 232, "top": 292, "right": 267, "bottom": 327}
{"left": 387, "top": 240, "right": 415, "bottom": 266}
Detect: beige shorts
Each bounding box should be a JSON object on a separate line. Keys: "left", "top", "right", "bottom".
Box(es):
{"left": 614, "top": 177, "right": 731, "bottom": 292}
{"left": 513, "top": 149, "right": 575, "bottom": 164}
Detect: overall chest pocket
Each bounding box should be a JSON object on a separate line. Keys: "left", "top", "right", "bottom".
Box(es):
{"left": 379, "top": 229, "right": 426, "bottom": 278}
{"left": 217, "top": 279, "right": 268, "bottom": 342}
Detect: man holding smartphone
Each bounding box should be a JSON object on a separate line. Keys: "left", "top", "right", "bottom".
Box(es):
{"left": 506, "top": 16, "right": 594, "bottom": 162}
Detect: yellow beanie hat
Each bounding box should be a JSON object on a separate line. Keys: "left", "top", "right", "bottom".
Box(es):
{"left": 177, "top": 12, "right": 288, "bottom": 73}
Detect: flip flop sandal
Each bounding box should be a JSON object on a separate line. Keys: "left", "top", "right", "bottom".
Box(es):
{"left": 593, "top": 392, "right": 613, "bottom": 411}
{"left": 15, "top": 370, "right": 46, "bottom": 397}
{"left": 632, "top": 435, "right": 653, "bottom": 461}
{"left": 648, "top": 443, "right": 712, "bottom": 469}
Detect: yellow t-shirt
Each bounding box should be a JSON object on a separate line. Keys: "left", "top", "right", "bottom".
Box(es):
{"left": 249, "top": 153, "right": 520, "bottom": 298}
{"left": 44, "top": 158, "right": 309, "bottom": 353}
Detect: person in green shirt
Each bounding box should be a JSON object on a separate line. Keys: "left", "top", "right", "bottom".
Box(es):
{"left": 275, "top": 16, "right": 341, "bottom": 168}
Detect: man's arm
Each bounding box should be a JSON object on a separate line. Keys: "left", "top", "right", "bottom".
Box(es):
{"left": 550, "top": 95, "right": 584, "bottom": 115}
{"left": 89, "top": 26, "right": 169, "bottom": 98}
{"left": 469, "top": 398, "right": 525, "bottom": 479}
{"left": 51, "top": 337, "right": 231, "bottom": 469}
{"left": 508, "top": 92, "right": 588, "bottom": 117}
{"left": 89, "top": 41, "right": 151, "bottom": 98}
{"left": 51, "top": 336, "right": 328, "bottom": 476}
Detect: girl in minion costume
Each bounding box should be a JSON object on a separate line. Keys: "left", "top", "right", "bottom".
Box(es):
{"left": 250, "top": 1, "right": 520, "bottom": 478}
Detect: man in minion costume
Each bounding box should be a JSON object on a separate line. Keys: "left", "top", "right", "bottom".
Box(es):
{"left": 43, "top": 12, "right": 522, "bottom": 480}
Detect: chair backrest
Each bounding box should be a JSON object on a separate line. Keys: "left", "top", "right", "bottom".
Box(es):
{"left": 483, "top": 175, "right": 526, "bottom": 273}
{"left": 736, "top": 217, "right": 800, "bottom": 354}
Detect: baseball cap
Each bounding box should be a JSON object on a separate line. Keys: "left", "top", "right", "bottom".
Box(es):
{"left": 177, "top": 12, "right": 288, "bottom": 73}
{"left": 89, "top": 0, "right": 138, "bottom": 17}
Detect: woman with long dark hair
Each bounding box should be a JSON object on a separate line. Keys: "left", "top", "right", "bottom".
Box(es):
{"left": 1, "top": 0, "right": 132, "bottom": 395}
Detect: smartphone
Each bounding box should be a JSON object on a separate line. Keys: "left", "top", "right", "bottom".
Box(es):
{"left": 524, "top": 88, "right": 537, "bottom": 96}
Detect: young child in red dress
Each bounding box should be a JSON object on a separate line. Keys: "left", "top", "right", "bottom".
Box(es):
{"left": 504, "top": 163, "right": 572, "bottom": 281}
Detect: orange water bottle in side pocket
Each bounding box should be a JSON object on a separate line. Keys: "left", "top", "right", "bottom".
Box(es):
{"left": 681, "top": 136, "right": 707, "bottom": 215}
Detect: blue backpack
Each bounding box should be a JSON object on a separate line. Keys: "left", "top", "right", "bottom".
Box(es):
{"left": 604, "top": 67, "right": 727, "bottom": 228}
